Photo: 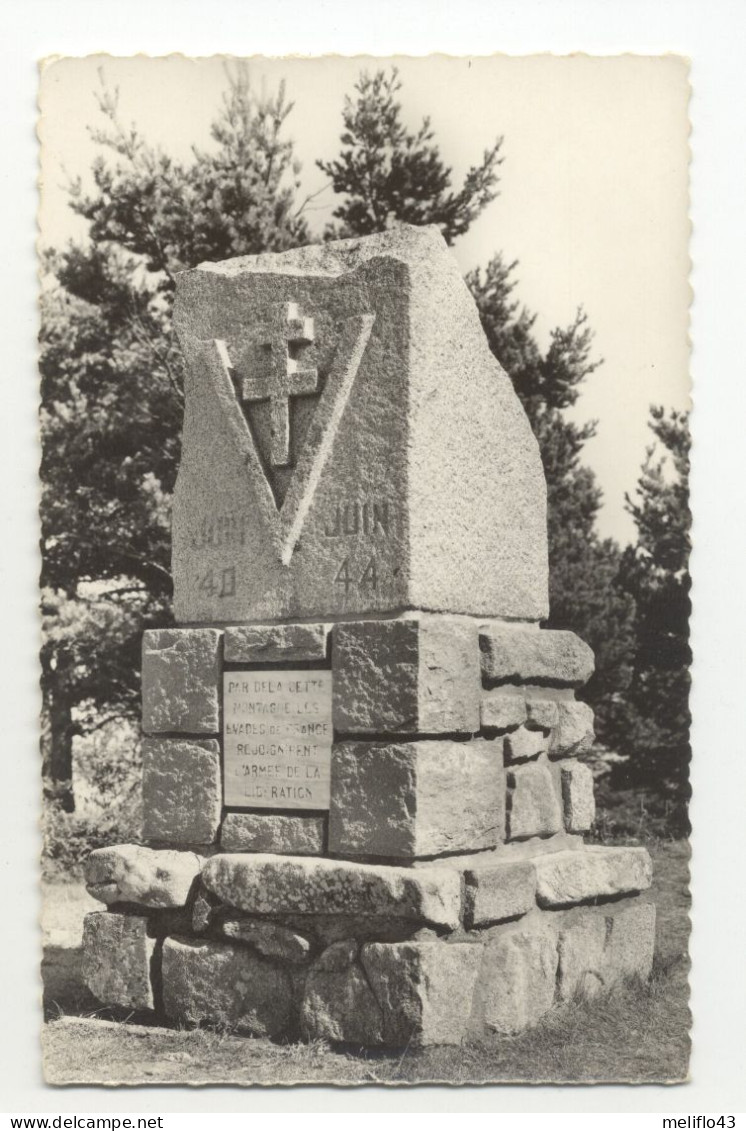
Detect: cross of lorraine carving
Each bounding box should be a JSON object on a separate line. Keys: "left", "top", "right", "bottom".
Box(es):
{"left": 241, "top": 301, "right": 319, "bottom": 467}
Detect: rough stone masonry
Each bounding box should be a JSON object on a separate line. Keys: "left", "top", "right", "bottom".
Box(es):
{"left": 81, "top": 225, "right": 655, "bottom": 1047}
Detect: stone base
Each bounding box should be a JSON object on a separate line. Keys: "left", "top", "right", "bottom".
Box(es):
{"left": 81, "top": 844, "right": 655, "bottom": 1047}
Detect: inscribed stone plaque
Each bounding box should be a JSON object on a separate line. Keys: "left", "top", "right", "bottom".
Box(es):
{"left": 223, "top": 671, "right": 332, "bottom": 810}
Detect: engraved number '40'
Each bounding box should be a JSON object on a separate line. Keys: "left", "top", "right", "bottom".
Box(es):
{"left": 198, "top": 566, "right": 236, "bottom": 598}
{"left": 334, "top": 556, "right": 377, "bottom": 592}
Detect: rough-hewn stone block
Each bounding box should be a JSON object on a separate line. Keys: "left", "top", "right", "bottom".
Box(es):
{"left": 172, "top": 226, "right": 548, "bottom": 623}
{"left": 82, "top": 912, "right": 155, "bottom": 1011}
{"left": 141, "top": 628, "right": 221, "bottom": 734}
{"left": 332, "top": 617, "right": 480, "bottom": 736}
{"left": 465, "top": 860, "right": 536, "bottom": 926}
{"left": 561, "top": 762, "right": 596, "bottom": 832}
{"left": 605, "top": 902, "right": 656, "bottom": 982}
{"left": 551, "top": 699, "right": 595, "bottom": 757}
{"left": 329, "top": 738, "right": 504, "bottom": 858}
{"left": 361, "top": 941, "right": 483, "bottom": 1046}
{"left": 161, "top": 936, "right": 292, "bottom": 1037}
{"left": 218, "top": 917, "right": 311, "bottom": 964}
{"left": 506, "top": 763, "right": 562, "bottom": 840}
{"left": 480, "top": 691, "right": 527, "bottom": 732}
{"left": 476, "top": 923, "right": 558, "bottom": 1034}
{"left": 557, "top": 902, "right": 656, "bottom": 1001}
{"left": 85, "top": 845, "right": 202, "bottom": 908}
{"left": 535, "top": 847, "right": 653, "bottom": 908}
{"left": 525, "top": 698, "right": 560, "bottom": 729}
{"left": 480, "top": 626, "right": 594, "bottom": 688}
{"left": 142, "top": 738, "right": 221, "bottom": 846}
{"left": 504, "top": 725, "right": 550, "bottom": 763}
{"left": 200, "top": 853, "right": 462, "bottom": 929}
{"left": 300, "top": 941, "right": 384, "bottom": 1045}
{"left": 224, "top": 622, "right": 328, "bottom": 663}
{"left": 220, "top": 813, "right": 325, "bottom": 855}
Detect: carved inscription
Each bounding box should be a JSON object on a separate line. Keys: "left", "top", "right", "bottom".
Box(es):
{"left": 324, "top": 499, "right": 391, "bottom": 538}
{"left": 198, "top": 566, "right": 236, "bottom": 599}
{"left": 323, "top": 497, "right": 393, "bottom": 595}
{"left": 191, "top": 513, "right": 247, "bottom": 549}
{"left": 223, "top": 671, "right": 332, "bottom": 810}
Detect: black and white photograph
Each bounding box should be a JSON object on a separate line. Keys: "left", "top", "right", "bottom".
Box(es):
{"left": 34, "top": 52, "right": 694, "bottom": 1090}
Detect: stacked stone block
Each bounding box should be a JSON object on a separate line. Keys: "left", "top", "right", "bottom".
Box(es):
{"left": 80, "top": 226, "right": 655, "bottom": 1048}
{"left": 82, "top": 616, "right": 655, "bottom": 1046}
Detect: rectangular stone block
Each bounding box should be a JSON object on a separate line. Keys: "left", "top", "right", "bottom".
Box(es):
{"left": 171, "top": 226, "right": 549, "bottom": 624}
{"left": 464, "top": 860, "right": 536, "bottom": 926}
{"left": 220, "top": 813, "right": 325, "bottom": 855}
{"left": 85, "top": 845, "right": 202, "bottom": 908}
{"left": 480, "top": 626, "right": 594, "bottom": 688}
{"left": 224, "top": 622, "right": 328, "bottom": 663}
{"left": 361, "top": 941, "right": 483, "bottom": 1046}
{"left": 200, "top": 853, "right": 462, "bottom": 930}
{"left": 161, "top": 936, "right": 292, "bottom": 1037}
{"left": 550, "top": 699, "right": 595, "bottom": 757}
{"left": 504, "top": 724, "right": 550, "bottom": 763}
{"left": 506, "top": 763, "right": 562, "bottom": 841}
{"left": 329, "top": 738, "right": 504, "bottom": 858}
{"left": 82, "top": 912, "right": 155, "bottom": 1011}
{"left": 475, "top": 922, "right": 558, "bottom": 1034}
{"left": 142, "top": 628, "right": 221, "bottom": 734}
{"left": 558, "top": 902, "right": 656, "bottom": 1001}
{"left": 332, "top": 616, "right": 480, "bottom": 736}
{"left": 142, "top": 738, "right": 222, "bottom": 847}
{"left": 561, "top": 761, "right": 596, "bottom": 832}
{"left": 480, "top": 690, "right": 527, "bottom": 732}
{"left": 535, "top": 846, "right": 653, "bottom": 908}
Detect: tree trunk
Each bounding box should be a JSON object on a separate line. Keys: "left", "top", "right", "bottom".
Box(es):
{"left": 40, "top": 678, "right": 75, "bottom": 814}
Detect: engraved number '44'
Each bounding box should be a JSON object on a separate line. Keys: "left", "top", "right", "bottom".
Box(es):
{"left": 335, "top": 556, "right": 377, "bottom": 592}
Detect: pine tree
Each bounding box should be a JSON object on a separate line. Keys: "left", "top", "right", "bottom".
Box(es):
{"left": 607, "top": 408, "right": 691, "bottom": 832}
{"left": 465, "top": 255, "right": 637, "bottom": 737}
{"left": 39, "top": 67, "right": 308, "bottom": 808}
{"left": 317, "top": 68, "right": 503, "bottom": 244}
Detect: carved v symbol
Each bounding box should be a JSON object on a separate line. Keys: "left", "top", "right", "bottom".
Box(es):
{"left": 190, "top": 313, "right": 375, "bottom": 565}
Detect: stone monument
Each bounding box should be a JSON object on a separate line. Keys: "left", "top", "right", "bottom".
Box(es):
{"left": 81, "top": 225, "right": 655, "bottom": 1045}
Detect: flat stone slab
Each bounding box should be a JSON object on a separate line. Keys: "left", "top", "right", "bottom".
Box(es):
{"left": 464, "top": 860, "right": 537, "bottom": 926}
{"left": 220, "top": 813, "right": 325, "bottom": 855}
{"left": 361, "top": 941, "right": 483, "bottom": 1046}
{"left": 172, "top": 225, "right": 548, "bottom": 622}
{"left": 332, "top": 616, "right": 480, "bottom": 736}
{"left": 82, "top": 912, "right": 155, "bottom": 1011}
{"left": 224, "top": 622, "right": 328, "bottom": 662}
{"left": 535, "top": 847, "right": 653, "bottom": 908}
{"left": 480, "top": 627, "right": 594, "bottom": 687}
{"left": 142, "top": 738, "right": 222, "bottom": 846}
{"left": 85, "top": 844, "right": 202, "bottom": 908}
{"left": 161, "top": 936, "right": 292, "bottom": 1038}
{"left": 200, "top": 853, "right": 462, "bottom": 929}
{"left": 329, "top": 738, "right": 504, "bottom": 858}
{"left": 141, "top": 628, "right": 221, "bottom": 734}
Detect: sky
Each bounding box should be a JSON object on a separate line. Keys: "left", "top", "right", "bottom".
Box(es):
{"left": 38, "top": 53, "right": 691, "bottom": 544}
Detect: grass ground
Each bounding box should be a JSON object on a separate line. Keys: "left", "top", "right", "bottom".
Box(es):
{"left": 40, "top": 839, "right": 690, "bottom": 1086}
